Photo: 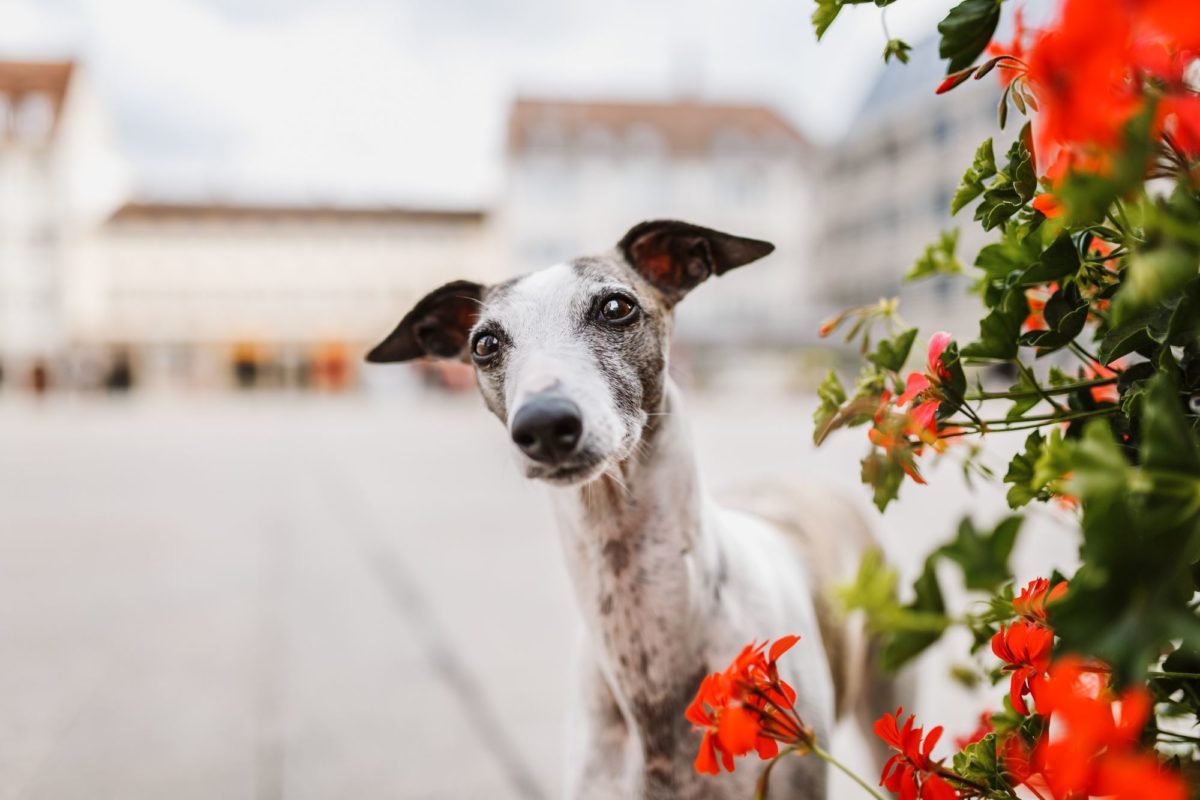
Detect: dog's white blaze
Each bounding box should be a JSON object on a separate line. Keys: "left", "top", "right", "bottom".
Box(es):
{"left": 497, "top": 263, "right": 625, "bottom": 465}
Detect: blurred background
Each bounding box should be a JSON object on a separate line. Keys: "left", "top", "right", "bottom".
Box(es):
{"left": 0, "top": 0, "right": 1074, "bottom": 798}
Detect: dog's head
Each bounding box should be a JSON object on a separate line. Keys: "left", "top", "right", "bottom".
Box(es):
{"left": 367, "top": 220, "right": 773, "bottom": 486}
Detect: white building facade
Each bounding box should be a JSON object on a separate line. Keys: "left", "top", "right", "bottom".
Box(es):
{"left": 813, "top": 39, "right": 1010, "bottom": 336}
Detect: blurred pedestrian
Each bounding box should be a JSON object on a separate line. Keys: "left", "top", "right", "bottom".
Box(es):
{"left": 29, "top": 359, "right": 50, "bottom": 396}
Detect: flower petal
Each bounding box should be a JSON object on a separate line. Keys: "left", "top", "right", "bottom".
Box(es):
{"left": 768, "top": 634, "right": 801, "bottom": 663}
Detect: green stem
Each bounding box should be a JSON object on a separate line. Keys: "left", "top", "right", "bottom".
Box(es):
{"left": 940, "top": 408, "right": 1114, "bottom": 438}
{"left": 1016, "top": 359, "right": 1068, "bottom": 414}
{"left": 1148, "top": 670, "right": 1200, "bottom": 680}
{"left": 811, "top": 744, "right": 887, "bottom": 800}
{"left": 1067, "top": 341, "right": 1105, "bottom": 368}
{"left": 966, "top": 377, "right": 1118, "bottom": 401}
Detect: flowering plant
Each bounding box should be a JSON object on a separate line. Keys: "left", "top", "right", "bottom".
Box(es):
{"left": 690, "top": 0, "right": 1200, "bottom": 796}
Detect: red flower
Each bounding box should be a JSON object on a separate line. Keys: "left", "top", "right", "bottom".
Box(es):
{"left": 1010, "top": 658, "right": 1189, "bottom": 800}
{"left": 991, "top": 621, "right": 1053, "bottom": 715}
{"left": 1025, "top": 0, "right": 1141, "bottom": 163}
{"left": 1023, "top": 282, "right": 1058, "bottom": 331}
{"left": 686, "top": 635, "right": 810, "bottom": 775}
{"left": 986, "top": 7, "right": 1029, "bottom": 87}
{"left": 874, "top": 708, "right": 961, "bottom": 800}
{"left": 1084, "top": 359, "right": 1120, "bottom": 403}
{"left": 1031, "top": 192, "right": 1063, "bottom": 219}
{"left": 896, "top": 332, "right": 953, "bottom": 408}
{"left": 1013, "top": 577, "right": 1068, "bottom": 624}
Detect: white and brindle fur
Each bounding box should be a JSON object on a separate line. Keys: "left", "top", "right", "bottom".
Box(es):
{"left": 368, "top": 220, "right": 889, "bottom": 800}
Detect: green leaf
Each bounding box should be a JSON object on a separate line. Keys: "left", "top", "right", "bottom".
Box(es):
{"left": 868, "top": 328, "right": 918, "bottom": 372}
{"left": 973, "top": 131, "right": 1036, "bottom": 231}
{"left": 907, "top": 229, "right": 962, "bottom": 281}
{"left": 952, "top": 734, "right": 1012, "bottom": 795}
{"left": 1018, "top": 282, "right": 1089, "bottom": 354}
{"left": 938, "top": 0, "right": 1002, "bottom": 73}
{"left": 1141, "top": 374, "right": 1200, "bottom": 478}
{"left": 962, "top": 288, "right": 1028, "bottom": 359}
{"left": 811, "top": 0, "right": 843, "bottom": 39}
{"left": 1005, "top": 369, "right": 1041, "bottom": 421}
{"left": 836, "top": 548, "right": 899, "bottom": 623}
{"left": 813, "top": 369, "right": 848, "bottom": 445}
{"left": 951, "top": 139, "right": 996, "bottom": 215}
{"left": 1020, "top": 234, "right": 1081, "bottom": 285}
{"left": 1098, "top": 316, "right": 1155, "bottom": 364}
{"left": 881, "top": 558, "right": 949, "bottom": 670}
{"left": 937, "top": 516, "right": 1023, "bottom": 592}
{"left": 861, "top": 451, "right": 905, "bottom": 512}
{"left": 1113, "top": 245, "right": 1200, "bottom": 325}
{"left": 883, "top": 38, "right": 912, "bottom": 64}
{"left": 1004, "top": 431, "right": 1045, "bottom": 508}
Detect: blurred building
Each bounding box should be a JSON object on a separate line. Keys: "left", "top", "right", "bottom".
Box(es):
{"left": 501, "top": 98, "right": 815, "bottom": 345}
{"left": 813, "top": 39, "right": 1009, "bottom": 335}
{"left": 2, "top": 64, "right": 824, "bottom": 391}
{"left": 0, "top": 60, "right": 125, "bottom": 387}
{"left": 0, "top": 59, "right": 493, "bottom": 391}
{"left": 91, "top": 202, "right": 489, "bottom": 389}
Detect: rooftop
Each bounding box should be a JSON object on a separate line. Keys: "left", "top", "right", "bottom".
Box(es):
{"left": 107, "top": 201, "right": 487, "bottom": 225}
{"left": 507, "top": 97, "right": 808, "bottom": 155}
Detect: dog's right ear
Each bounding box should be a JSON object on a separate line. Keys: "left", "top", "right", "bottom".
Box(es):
{"left": 617, "top": 219, "right": 774, "bottom": 306}
{"left": 365, "top": 280, "right": 485, "bottom": 363}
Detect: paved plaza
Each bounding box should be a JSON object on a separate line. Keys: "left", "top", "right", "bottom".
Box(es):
{"left": 0, "top": 388, "right": 1080, "bottom": 798}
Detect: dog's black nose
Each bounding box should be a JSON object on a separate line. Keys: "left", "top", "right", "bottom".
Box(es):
{"left": 511, "top": 396, "right": 583, "bottom": 464}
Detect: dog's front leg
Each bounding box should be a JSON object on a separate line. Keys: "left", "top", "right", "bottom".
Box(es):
{"left": 564, "top": 646, "right": 632, "bottom": 799}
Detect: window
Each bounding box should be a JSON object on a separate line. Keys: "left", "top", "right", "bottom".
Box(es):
{"left": 933, "top": 186, "right": 953, "bottom": 217}
{"left": 932, "top": 115, "right": 954, "bottom": 145}
{"left": 578, "top": 125, "right": 615, "bottom": 159}
{"left": 16, "top": 92, "right": 54, "bottom": 142}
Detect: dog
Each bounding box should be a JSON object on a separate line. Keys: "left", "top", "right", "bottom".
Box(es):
{"left": 367, "top": 220, "right": 885, "bottom": 799}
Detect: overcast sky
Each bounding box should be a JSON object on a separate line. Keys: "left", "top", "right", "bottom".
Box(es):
{"left": 1, "top": 0, "right": 964, "bottom": 206}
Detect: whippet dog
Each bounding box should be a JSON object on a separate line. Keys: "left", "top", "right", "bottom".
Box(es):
{"left": 368, "top": 220, "right": 884, "bottom": 799}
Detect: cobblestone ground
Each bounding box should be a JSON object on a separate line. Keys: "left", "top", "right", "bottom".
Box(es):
{"left": 0, "top": 389, "right": 1079, "bottom": 799}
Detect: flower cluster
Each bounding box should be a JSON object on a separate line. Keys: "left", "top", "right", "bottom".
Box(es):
{"left": 992, "top": 578, "right": 1067, "bottom": 714}
{"left": 990, "top": 579, "right": 1187, "bottom": 799}
{"left": 954, "top": 0, "right": 1200, "bottom": 190}
{"left": 1008, "top": 658, "right": 1187, "bottom": 800}
{"left": 685, "top": 635, "right": 812, "bottom": 775}
{"left": 874, "top": 709, "right": 959, "bottom": 800}
{"left": 866, "top": 333, "right": 958, "bottom": 487}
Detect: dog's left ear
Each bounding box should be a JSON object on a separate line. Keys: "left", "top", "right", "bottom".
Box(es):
{"left": 365, "top": 280, "right": 485, "bottom": 363}
{"left": 618, "top": 220, "right": 774, "bottom": 305}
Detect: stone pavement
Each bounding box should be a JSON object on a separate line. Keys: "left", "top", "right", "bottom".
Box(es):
{"left": 0, "top": 390, "right": 1080, "bottom": 799}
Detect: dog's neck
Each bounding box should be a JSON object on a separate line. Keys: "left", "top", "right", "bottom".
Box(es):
{"left": 550, "top": 378, "right": 720, "bottom": 769}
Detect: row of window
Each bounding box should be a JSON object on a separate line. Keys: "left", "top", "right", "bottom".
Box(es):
{"left": 522, "top": 123, "right": 800, "bottom": 159}
{"left": 0, "top": 92, "right": 56, "bottom": 143}
{"left": 518, "top": 161, "right": 776, "bottom": 207}
{"left": 823, "top": 184, "right": 954, "bottom": 244}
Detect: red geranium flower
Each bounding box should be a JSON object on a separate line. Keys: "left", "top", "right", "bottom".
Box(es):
{"left": 1031, "top": 192, "right": 1064, "bottom": 218}
{"left": 986, "top": 7, "right": 1029, "bottom": 87}
{"left": 896, "top": 332, "right": 953, "bottom": 408}
{"left": 686, "top": 635, "right": 811, "bottom": 775}
{"left": 1013, "top": 577, "right": 1068, "bottom": 624}
{"left": 991, "top": 621, "right": 1053, "bottom": 715}
{"left": 1084, "top": 359, "right": 1120, "bottom": 403}
{"left": 874, "top": 708, "right": 961, "bottom": 800}
{"left": 1008, "top": 657, "right": 1189, "bottom": 800}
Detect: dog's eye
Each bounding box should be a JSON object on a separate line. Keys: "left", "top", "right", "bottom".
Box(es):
{"left": 599, "top": 295, "right": 639, "bottom": 325}
{"left": 472, "top": 333, "right": 500, "bottom": 361}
